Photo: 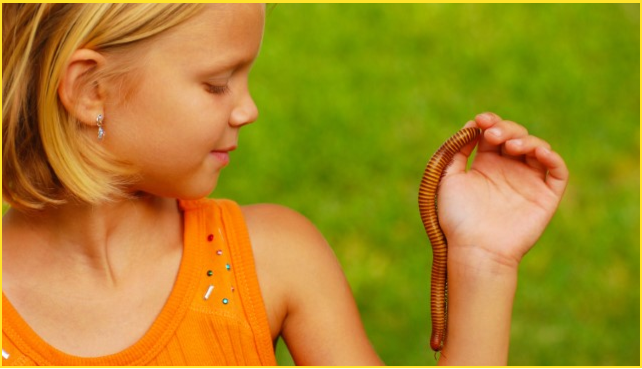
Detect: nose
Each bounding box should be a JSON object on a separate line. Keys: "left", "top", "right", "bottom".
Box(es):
{"left": 229, "top": 91, "right": 259, "bottom": 128}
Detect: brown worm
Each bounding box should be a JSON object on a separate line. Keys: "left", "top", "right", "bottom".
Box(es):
{"left": 418, "top": 126, "right": 482, "bottom": 352}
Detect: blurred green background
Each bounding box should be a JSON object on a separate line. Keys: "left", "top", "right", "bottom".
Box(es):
{"left": 2, "top": 3, "right": 637, "bottom": 367}
{"left": 213, "top": 3, "right": 640, "bottom": 366}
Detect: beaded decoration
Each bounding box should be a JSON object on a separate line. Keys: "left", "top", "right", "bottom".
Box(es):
{"left": 202, "top": 226, "right": 234, "bottom": 305}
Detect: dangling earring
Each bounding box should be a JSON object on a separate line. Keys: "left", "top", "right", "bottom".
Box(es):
{"left": 96, "top": 114, "right": 105, "bottom": 141}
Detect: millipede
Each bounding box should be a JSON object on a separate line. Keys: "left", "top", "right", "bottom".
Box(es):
{"left": 418, "top": 126, "right": 482, "bottom": 353}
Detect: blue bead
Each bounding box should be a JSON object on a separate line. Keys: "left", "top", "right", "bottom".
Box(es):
{"left": 222, "top": 298, "right": 229, "bottom": 304}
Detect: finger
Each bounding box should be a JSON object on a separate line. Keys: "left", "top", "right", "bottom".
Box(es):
{"left": 500, "top": 144, "right": 525, "bottom": 164}
{"left": 504, "top": 135, "right": 552, "bottom": 172}
{"left": 535, "top": 146, "right": 569, "bottom": 198}
{"left": 476, "top": 117, "right": 529, "bottom": 155}
{"left": 524, "top": 152, "right": 547, "bottom": 174}
{"left": 487, "top": 121, "right": 529, "bottom": 163}
{"left": 447, "top": 121, "right": 481, "bottom": 175}
{"left": 485, "top": 120, "right": 529, "bottom": 147}
{"left": 474, "top": 112, "right": 504, "bottom": 153}
{"left": 474, "top": 112, "right": 503, "bottom": 130}
{"left": 504, "top": 135, "right": 552, "bottom": 156}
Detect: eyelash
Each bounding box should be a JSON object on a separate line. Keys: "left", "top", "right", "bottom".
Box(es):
{"left": 207, "top": 84, "right": 231, "bottom": 95}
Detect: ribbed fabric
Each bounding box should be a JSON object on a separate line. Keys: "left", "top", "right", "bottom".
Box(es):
{"left": 2, "top": 198, "right": 277, "bottom": 366}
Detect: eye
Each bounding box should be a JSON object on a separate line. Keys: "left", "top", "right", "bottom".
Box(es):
{"left": 206, "top": 84, "right": 231, "bottom": 95}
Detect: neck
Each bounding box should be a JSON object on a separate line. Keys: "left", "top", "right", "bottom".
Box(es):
{"left": 4, "top": 195, "right": 184, "bottom": 289}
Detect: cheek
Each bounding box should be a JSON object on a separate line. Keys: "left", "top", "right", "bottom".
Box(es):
{"left": 107, "top": 82, "right": 189, "bottom": 149}
{"left": 104, "top": 71, "right": 232, "bottom": 174}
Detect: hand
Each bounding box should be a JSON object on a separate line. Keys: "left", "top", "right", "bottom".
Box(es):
{"left": 438, "top": 112, "right": 569, "bottom": 269}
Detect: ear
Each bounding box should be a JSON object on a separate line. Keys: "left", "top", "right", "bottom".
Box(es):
{"left": 58, "top": 49, "right": 107, "bottom": 127}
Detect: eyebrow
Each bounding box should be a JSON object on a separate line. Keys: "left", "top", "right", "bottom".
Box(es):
{"left": 198, "top": 53, "right": 258, "bottom": 78}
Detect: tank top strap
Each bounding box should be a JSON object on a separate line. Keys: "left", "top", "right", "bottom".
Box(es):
{"left": 179, "top": 198, "right": 276, "bottom": 365}
{"left": 215, "top": 199, "right": 275, "bottom": 365}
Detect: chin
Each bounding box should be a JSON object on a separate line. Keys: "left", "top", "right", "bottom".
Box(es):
{"left": 180, "top": 178, "right": 219, "bottom": 200}
{"left": 139, "top": 172, "right": 220, "bottom": 200}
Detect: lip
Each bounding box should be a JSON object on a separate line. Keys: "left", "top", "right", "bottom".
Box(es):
{"left": 210, "top": 145, "right": 236, "bottom": 166}
{"left": 218, "top": 145, "right": 237, "bottom": 152}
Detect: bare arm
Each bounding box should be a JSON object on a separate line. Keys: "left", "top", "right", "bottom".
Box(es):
{"left": 438, "top": 248, "right": 518, "bottom": 365}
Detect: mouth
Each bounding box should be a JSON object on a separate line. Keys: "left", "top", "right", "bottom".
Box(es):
{"left": 210, "top": 145, "right": 237, "bottom": 166}
{"left": 218, "top": 145, "right": 237, "bottom": 153}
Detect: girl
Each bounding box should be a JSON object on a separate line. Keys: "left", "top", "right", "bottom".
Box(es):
{"left": 2, "top": 4, "right": 568, "bottom": 366}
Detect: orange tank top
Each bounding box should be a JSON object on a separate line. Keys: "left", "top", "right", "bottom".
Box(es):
{"left": 2, "top": 198, "right": 277, "bottom": 366}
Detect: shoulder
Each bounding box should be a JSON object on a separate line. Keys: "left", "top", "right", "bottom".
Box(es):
{"left": 239, "top": 204, "right": 381, "bottom": 365}
{"left": 241, "top": 204, "right": 330, "bottom": 253}
{"left": 239, "top": 203, "right": 340, "bottom": 288}
{"left": 239, "top": 204, "right": 339, "bottom": 341}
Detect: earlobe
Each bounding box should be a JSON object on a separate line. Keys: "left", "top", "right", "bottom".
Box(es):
{"left": 58, "top": 49, "right": 107, "bottom": 127}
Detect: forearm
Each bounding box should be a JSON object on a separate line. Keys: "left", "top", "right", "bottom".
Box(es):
{"left": 438, "top": 246, "right": 518, "bottom": 366}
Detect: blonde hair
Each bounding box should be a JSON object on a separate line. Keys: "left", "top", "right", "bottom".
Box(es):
{"left": 3, "top": 4, "right": 204, "bottom": 211}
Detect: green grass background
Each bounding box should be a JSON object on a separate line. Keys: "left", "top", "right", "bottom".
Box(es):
{"left": 212, "top": 4, "right": 640, "bottom": 366}
{"left": 1, "top": 3, "right": 638, "bottom": 367}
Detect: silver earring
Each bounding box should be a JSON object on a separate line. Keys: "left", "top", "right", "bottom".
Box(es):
{"left": 96, "top": 114, "right": 105, "bottom": 141}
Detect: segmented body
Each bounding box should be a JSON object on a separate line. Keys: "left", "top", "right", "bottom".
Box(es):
{"left": 418, "top": 127, "right": 482, "bottom": 352}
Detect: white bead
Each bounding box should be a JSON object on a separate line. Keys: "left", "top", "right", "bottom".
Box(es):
{"left": 203, "top": 285, "right": 214, "bottom": 300}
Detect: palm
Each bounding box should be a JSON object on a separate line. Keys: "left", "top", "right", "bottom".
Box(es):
{"left": 438, "top": 148, "right": 562, "bottom": 265}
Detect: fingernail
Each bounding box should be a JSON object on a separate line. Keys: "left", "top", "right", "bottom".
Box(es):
{"left": 511, "top": 139, "right": 523, "bottom": 147}
{"left": 480, "top": 112, "right": 497, "bottom": 120}
{"left": 476, "top": 113, "right": 489, "bottom": 121}
{"left": 487, "top": 127, "right": 501, "bottom": 137}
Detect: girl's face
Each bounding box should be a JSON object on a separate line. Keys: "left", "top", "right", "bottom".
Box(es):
{"left": 103, "top": 4, "right": 264, "bottom": 200}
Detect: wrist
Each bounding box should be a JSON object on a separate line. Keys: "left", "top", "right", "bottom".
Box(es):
{"left": 447, "top": 243, "right": 520, "bottom": 279}
{"left": 439, "top": 244, "right": 519, "bottom": 366}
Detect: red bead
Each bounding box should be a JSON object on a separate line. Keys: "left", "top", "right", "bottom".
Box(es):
{"left": 207, "top": 234, "right": 214, "bottom": 242}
